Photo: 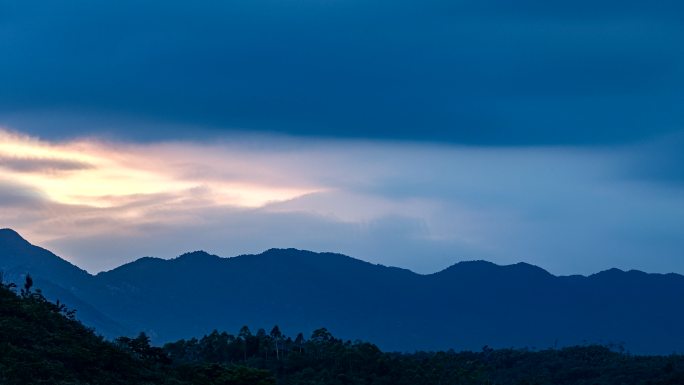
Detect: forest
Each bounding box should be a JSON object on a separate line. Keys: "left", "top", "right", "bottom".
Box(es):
{"left": 1, "top": 276, "right": 683, "bottom": 385}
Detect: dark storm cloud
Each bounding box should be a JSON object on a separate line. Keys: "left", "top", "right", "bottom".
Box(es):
{"left": 0, "top": 157, "right": 93, "bottom": 173}
{"left": 1, "top": 0, "right": 682, "bottom": 144}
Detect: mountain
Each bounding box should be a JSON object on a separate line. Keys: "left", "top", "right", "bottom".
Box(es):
{"left": 1, "top": 228, "right": 683, "bottom": 354}
{"left": 0, "top": 275, "right": 152, "bottom": 385}
{"left": 0, "top": 277, "right": 276, "bottom": 385}
{"left": 0, "top": 229, "right": 128, "bottom": 337}
{"left": 6, "top": 279, "right": 684, "bottom": 385}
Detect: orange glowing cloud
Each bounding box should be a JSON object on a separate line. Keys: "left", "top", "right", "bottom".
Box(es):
{"left": 0, "top": 128, "right": 321, "bottom": 209}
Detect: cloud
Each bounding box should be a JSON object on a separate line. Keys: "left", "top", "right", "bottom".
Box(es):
{"left": 0, "top": 157, "right": 93, "bottom": 173}
{"left": 617, "top": 131, "right": 684, "bottom": 186}
{"left": 0, "top": 181, "right": 47, "bottom": 207}
{"left": 0, "top": 128, "right": 319, "bottom": 208}
{"left": 2, "top": 127, "right": 683, "bottom": 275}
{"left": 1, "top": 0, "right": 682, "bottom": 144}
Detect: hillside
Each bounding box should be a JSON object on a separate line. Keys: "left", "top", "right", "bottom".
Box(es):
{"left": 2, "top": 278, "right": 684, "bottom": 385}
{"left": 0, "top": 277, "right": 150, "bottom": 384}
{"left": 2, "top": 228, "right": 684, "bottom": 354}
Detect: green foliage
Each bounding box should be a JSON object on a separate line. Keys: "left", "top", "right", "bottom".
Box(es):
{"left": 162, "top": 326, "right": 684, "bottom": 385}
{"left": 1, "top": 278, "right": 683, "bottom": 385}
{"left": 175, "top": 364, "right": 275, "bottom": 385}
{"left": 0, "top": 278, "right": 149, "bottom": 385}
{"left": 0, "top": 280, "right": 272, "bottom": 385}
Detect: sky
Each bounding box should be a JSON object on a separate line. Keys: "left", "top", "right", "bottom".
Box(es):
{"left": 0, "top": 0, "right": 682, "bottom": 275}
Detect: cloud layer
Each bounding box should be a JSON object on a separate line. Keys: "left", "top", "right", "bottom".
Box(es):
{"left": 1, "top": 127, "right": 682, "bottom": 275}
{"left": 1, "top": 0, "right": 682, "bottom": 144}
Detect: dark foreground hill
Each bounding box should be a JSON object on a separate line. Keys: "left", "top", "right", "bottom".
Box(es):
{"left": 1, "top": 228, "right": 684, "bottom": 354}
{"left": 0, "top": 279, "right": 275, "bottom": 384}
{"left": 2, "top": 279, "right": 684, "bottom": 385}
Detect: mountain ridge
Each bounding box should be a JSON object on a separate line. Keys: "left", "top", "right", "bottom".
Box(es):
{"left": 2, "top": 228, "right": 684, "bottom": 354}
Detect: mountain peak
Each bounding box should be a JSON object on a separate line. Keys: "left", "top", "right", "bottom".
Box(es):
{"left": 435, "top": 260, "right": 553, "bottom": 281}
{"left": 508, "top": 261, "right": 553, "bottom": 276}
{"left": 0, "top": 228, "right": 30, "bottom": 246}
{"left": 438, "top": 260, "right": 501, "bottom": 273}
{"left": 175, "top": 250, "right": 220, "bottom": 261}
{"left": 261, "top": 247, "right": 316, "bottom": 256}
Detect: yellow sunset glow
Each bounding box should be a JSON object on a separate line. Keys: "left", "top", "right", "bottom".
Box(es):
{"left": 0, "top": 128, "right": 318, "bottom": 208}
{"left": 0, "top": 131, "right": 97, "bottom": 164}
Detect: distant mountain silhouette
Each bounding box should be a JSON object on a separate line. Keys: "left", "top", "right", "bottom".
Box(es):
{"left": 1, "top": 228, "right": 683, "bottom": 354}
{"left": 0, "top": 229, "right": 128, "bottom": 336}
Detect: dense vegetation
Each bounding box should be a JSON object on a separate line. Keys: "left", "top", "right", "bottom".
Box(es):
{"left": 163, "top": 329, "right": 684, "bottom": 385}
{"left": 2, "top": 277, "right": 684, "bottom": 385}
{"left": 0, "top": 276, "right": 273, "bottom": 385}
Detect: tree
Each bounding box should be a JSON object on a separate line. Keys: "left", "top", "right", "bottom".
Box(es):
{"left": 270, "top": 325, "right": 282, "bottom": 360}
{"left": 294, "top": 332, "right": 305, "bottom": 354}
{"left": 115, "top": 332, "right": 169, "bottom": 365}
{"left": 311, "top": 328, "right": 333, "bottom": 343}
{"left": 0, "top": 271, "right": 16, "bottom": 290}
{"left": 256, "top": 328, "right": 270, "bottom": 360}
{"left": 238, "top": 325, "right": 252, "bottom": 361}
{"left": 20, "top": 274, "right": 33, "bottom": 297}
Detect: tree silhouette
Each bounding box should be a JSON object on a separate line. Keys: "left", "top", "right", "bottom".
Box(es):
{"left": 20, "top": 274, "right": 33, "bottom": 297}
{"left": 270, "top": 325, "right": 282, "bottom": 360}
{"left": 310, "top": 327, "right": 333, "bottom": 343}
{"left": 4, "top": 277, "right": 684, "bottom": 385}
{"left": 239, "top": 325, "right": 252, "bottom": 361}
{"left": 294, "top": 332, "right": 305, "bottom": 354}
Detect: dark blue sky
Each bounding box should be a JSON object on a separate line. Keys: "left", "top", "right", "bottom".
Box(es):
{"left": 1, "top": 0, "right": 683, "bottom": 144}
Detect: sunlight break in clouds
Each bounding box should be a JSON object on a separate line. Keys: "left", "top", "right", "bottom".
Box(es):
{"left": 1, "top": 127, "right": 682, "bottom": 276}
{"left": 0, "top": 128, "right": 319, "bottom": 208}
